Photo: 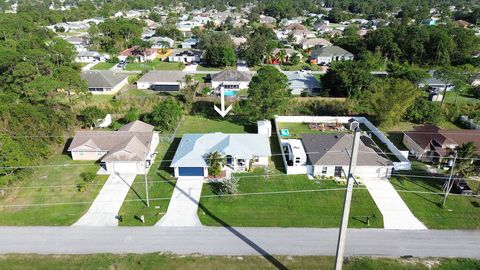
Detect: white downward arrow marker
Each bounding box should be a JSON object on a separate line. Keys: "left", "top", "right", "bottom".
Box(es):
{"left": 214, "top": 87, "right": 232, "bottom": 117}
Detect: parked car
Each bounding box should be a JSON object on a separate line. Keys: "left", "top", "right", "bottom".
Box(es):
{"left": 117, "top": 60, "right": 126, "bottom": 68}
{"left": 453, "top": 180, "right": 473, "bottom": 195}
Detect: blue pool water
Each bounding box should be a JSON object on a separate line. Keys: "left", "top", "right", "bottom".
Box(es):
{"left": 224, "top": 91, "right": 237, "bottom": 96}
{"left": 280, "top": 129, "right": 290, "bottom": 136}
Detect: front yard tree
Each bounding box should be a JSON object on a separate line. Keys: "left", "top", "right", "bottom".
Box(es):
{"left": 80, "top": 106, "right": 105, "bottom": 129}
{"left": 434, "top": 67, "right": 467, "bottom": 107}
{"left": 146, "top": 97, "right": 183, "bottom": 131}
{"left": 370, "top": 78, "right": 421, "bottom": 128}
{"left": 242, "top": 66, "right": 291, "bottom": 121}
{"left": 200, "top": 31, "right": 237, "bottom": 67}
{"left": 206, "top": 151, "right": 225, "bottom": 177}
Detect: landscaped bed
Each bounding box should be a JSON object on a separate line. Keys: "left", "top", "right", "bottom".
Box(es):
{"left": 198, "top": 174, "right": 383, "bottom": 228}
{"left": 0, "top": 154, "right": 108, "bottom": 225}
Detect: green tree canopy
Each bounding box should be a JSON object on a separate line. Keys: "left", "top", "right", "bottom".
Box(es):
{"left": 145, "top": 98, "right": 183, "bottom": 131}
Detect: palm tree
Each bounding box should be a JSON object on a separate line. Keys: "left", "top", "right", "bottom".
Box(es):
{"left": 158, "top": 40, "right": 170, "bottom": 53}
{"left": 454, "top": 142, "right": 477, "bottom": 178}
{"left": 276, "top": 49, "right": 287, "bottom": 65}
{"left": 206, "top": 151, "right": 225, "bottom": 177}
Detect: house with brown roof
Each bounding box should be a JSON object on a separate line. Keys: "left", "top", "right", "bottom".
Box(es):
{"left": 403, "top": 125, "right": 480, "bottom": 163}
{"left": 119, "top": 46, "right": 157, "bottom": 62}
{"left": 68, "top": 120, "right": 159, "bottom": 174}
{"left": 299, "top": 38, "right": 332, "bottom": 50}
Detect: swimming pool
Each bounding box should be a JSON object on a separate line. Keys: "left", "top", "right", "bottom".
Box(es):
{"left": 224, "top": 90, "right": 237, "bottom": 96}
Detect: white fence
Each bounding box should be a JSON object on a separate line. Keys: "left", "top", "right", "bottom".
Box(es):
{"left": 274, "top": 116, "right": 411, "bottom": 175}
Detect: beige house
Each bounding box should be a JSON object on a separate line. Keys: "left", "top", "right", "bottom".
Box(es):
{"left": 68, "top": 121, "right": 159, "bottom": 174}
{"left": 81, "top": 71, "right": 129, "bottom": 95}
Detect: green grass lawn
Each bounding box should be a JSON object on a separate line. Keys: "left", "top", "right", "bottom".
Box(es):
{"left": 0, "top": 154, "right": 108, "bottom": 225}
{"left": 125, "top": 60, "right": 184, "bottom": 71}
{"left": 280, "top": 62, "right": 323, "bottom": 71}
{"left": 90, "top": 62, "right": 115, "bottom": 70}
{"left": 1, "top": 254, "right": 478, "bottom": 270}
{"left": 199, "top": 174, "right": 383, "bottom": 228}
{"left": 443, "top": 91, "right": 480, "bottom": 105}
{"left": 193, "top": 73, "right": 210, "bottom": 83}
{"left": 390, "top": 172, "right": 480, "bottom": 229}
{"left": 196, "top": 64, "right": 236, "bottom": 71}
{"left": 176, "top": 115, "right": 247, "bottom": 136}
{"left": 118, "top": 138, "right": 177, "bottom": 226}
{"left": 89, "top": 94, "right": 115, "bottom": 103}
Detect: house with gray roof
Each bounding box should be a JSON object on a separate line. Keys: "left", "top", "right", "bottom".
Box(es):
{"left": 301, "top": 133, "right": 393, "bottom": 178}
{"left": 170, "top": 133, "right": 271, "bottom": 177}
{"left": 418, "top": 70, "right": 455, "bottom": 92}
{"left": 136, "top": 71, "right": 186, "bottom": 92}
{"left": 286, "top": 72, "right": 321, "bottom": 95}
{"left": 211, "top": 70, "right": 253, "bottom": 90}
{"left": 80, "top": 71, "right": 129, "bottom": 95}
{"left": 68, "top": 120, "right": 159, "bottom": 174}
{"left": 310, "top": 46, "right": 354, "bottom": 65}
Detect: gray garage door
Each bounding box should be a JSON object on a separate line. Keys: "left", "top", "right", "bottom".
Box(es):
{"left": 152, "top": 84, "right": 180, "bottom": 92}
{"left": 179, "top": 167, "right": 204, "bottom": 177}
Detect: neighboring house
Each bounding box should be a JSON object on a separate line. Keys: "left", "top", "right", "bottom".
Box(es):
{"left": 284, "top": 23, "right": 307, "bottom": 31}
{"left": 119, "top": 46, "right": 157, "bottom": 62}
{"left": 418, "top": 70, "right": 455, "bottom": 92}
{"left": 75, "top": 51, "right": 105, "bottom": 63}
{"left": 141, "top": 29, "right": 156, "bottom": 40}
{"left": 65, "top": 36, "right": 87, "bottom": 52}
{"left": 68, "top": 120, "right": 159, "bottom": 175}
{"left": 211, "top": 70, "right": 253, "bottom": 90}
{"left": 301, "top": 133, "right": 393, "bottom": 178}
{"left": 469, "top": 73, "right": 480, "bottom": 87}
{"left": 181, "top": 38, "right": 199, "bottom": 49}
{"left": 168, "top": 49, "right": 203, "bottom": 64}
{"left": 299, "top": 38, "right": 332, "bottom": 50}
{"left": 136, "top": 71, "right": 185, "bottom": 92}
{"left": 231, "top": 36, "right": 247, "bottom": 48}
{"left": 177, "top": 21, "right": 202, "bottom": 37}
{"left": 286, "top": 72, "right": 321, "bottom": 95}
{"left": 259, "top": 15, "right": 276, "bottom": 24}
{"left": 310, "top": 46, "right": 354, "bottom": 65}
{"left": 455, "top": 20, "right": 473, "bottom": 28}
{"left": 403, "top": 125, "right": 480, "bottom": 163}
{"left": 272, "top": 48, "right": 301, "bottom": 64}
{"left": 81, "top": 71, "right": 129, "bottom": 95}
{"left": 170, "top": 133, "right": 271, "bottom": 178}
{"left": 291, "top": 29, "right": 315, "bottom": 43}
{"left": 149, "top": 36, "right": 175, "bottom": 49}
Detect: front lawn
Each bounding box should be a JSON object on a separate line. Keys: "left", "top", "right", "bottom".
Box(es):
{"left": 280, "top": 62, "right": 323, "bottom": 71}
{"left": 199, "top": 174, "right": 383, "bottom": 228}
{"left": 118, "top": 137, "right": 177, "bottom": 226}
{"left": 196, "top": 64, "right": 236, "bottom": 71}
{"left": 125, "top": 60, "right": 184, "bottom": 71}
{"left": 390, "top": 172, "right": 480, "bottom": 229}
{"left": 176, "top": 115, "right": 247, "bottom": 136}
{"left": 443, "top": 91, "right": 480, "bottom": 105}
{"left": 2, "top": 254, "right": 479, "bottom": 270}
{"left": 0, "top": 154, "right": 108, "bottom": 225}
{"left": 90, "top": 62, "right": 115, "bottom": 70}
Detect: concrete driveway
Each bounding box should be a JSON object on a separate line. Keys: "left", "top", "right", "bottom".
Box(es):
{"left": 156, "top": 177, "right": 204, "bottom": 227}
{"left": 183, "top": 64, "right": 198, "bottom": 72}
{"left": 363, "top": 177, "right": 427, "bottom": 230}
{"left": 73, "top": 174, "right": 136, "bottom": 227}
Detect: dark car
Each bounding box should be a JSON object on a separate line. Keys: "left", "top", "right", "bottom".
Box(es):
{"left": 453, "top": 180, "right": 473, "bottom": 195}
{"left": 117, "top": 60, "right": 126, "bottom": 68}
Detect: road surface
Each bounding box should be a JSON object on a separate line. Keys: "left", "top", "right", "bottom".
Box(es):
{"left": 0, "top": 227, "right": 479, "bottom": 259}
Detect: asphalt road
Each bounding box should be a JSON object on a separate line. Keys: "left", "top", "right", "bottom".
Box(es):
{"left": 1, "top": 227, "right": 479, "bottom": 259}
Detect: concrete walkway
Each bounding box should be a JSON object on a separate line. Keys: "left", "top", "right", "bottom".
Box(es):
{"left": 183, "top": 64, "right": 198, "bottom": 72}
{"left": 156, "top": 177, "right": 204, "bottom": 227}
{"left": 81, "top": 62, "right": 97, "bottom": 71}
{"left": 363, "top": 177, "right": 427, "bottom": 230}
{"left": 73, "top": 174, "right": 136, "bottom": 227}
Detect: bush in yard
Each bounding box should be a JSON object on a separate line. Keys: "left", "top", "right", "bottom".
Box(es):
{"left": 80, "top": 171, "right": 96, "bottom": 183}
{"left": 222, "top": 176, "right": 239, "bottom": 194}
{"left": 145, "top": 97, "right": 183, "bottom": 131}
{"left": 107, "top": 57, "right": 119, "bottom": 63}
{"left": 206, "top": 151, "right": 225, "bottom": 177}
{"left": 404, "top": 98, "right": 442, "bottom": 124}
{"left": 470, "top": 86, "right": 480, "bottom": 99}
{"left": 77, "top": 182, "right": 87, "bottom": 192}
{"left": 80, "top": 106, "right": 105, "bottom": 128}
{"left": 124, "top": 107, "right": 140, "bottom": 122}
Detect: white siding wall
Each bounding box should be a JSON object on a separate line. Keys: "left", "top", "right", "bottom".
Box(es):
{"left": 71, "top": 151, "right": 107, "bottom": 160}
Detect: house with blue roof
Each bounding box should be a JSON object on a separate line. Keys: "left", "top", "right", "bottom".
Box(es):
{"left": 170, "top": 133, "right": 272, "bottom": 178}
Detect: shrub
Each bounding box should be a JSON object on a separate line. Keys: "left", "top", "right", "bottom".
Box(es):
{"left": 404, "top": 98, "right": 442, "bottom": 124}
{"left": 80, "top": 171, "right": 96, "bottom": 183}
{"left": 77, "top": 182, "right": 87, "bottom": 192}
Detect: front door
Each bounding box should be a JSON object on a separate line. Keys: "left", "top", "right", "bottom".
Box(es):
{"left": 334, "top": 166, "right": 343, "bottom": 177}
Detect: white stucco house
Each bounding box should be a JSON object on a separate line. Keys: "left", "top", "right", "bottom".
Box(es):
{"left": 80, "top": 71, "right": 129, "bottom": 95}
{"left": 301, "top": 133, "right": 393, "bottom": 178}
{"left": 170, "top": 133, "right": 271, "bottom": 178}
{"left": 211, "top": 70, "right": 252, "bottom": 90}
{"left": 68, "top": 121, "right": 159, "bottom": 175}
{"left": 310, "top": 46, "right": 354, "bottom": 65}
{"left": 168, "top": 49, "right": 203, "bottom": 64}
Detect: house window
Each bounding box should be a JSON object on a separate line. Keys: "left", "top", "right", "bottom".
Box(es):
{"left": 322, "top": 166, "right": 328, "bottom": 174}
{"left": 254, "top": 157, "right": 259, "bottom": 162}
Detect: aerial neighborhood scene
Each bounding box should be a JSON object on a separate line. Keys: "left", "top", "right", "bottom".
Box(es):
{"left": 1, "top": 0, "right": 480, "bottom": 269}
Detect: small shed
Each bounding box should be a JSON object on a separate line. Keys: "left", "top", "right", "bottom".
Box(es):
{"left": 257, "top": 120, "right": 272, "bottom": 137}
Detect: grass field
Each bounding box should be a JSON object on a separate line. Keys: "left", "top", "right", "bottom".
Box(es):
{"left": 199, "top": 174, "right": 383, "bottom": 228}
{"left": 196, "top": 64, "right": 236, "bottom": 71}
{"left": 1, "top": 254, "right": 479, "bottom": 270}
{"left": 0, "top": 154, "right": 108, "bottom": 225}
{"left": 176, "top": 115, "right": 247, "bottom": 135}
{"left": 90, "top": 62, "right": 115, "bottom": 70}
{"left": 443, "top": 91, "right": 480, "bottom": 105}
{"left": 390, "top": 163, "right": 480, "bottom": 229}
{"left": 125, "top": 60, "right": 184, "bottom": 71}
{"left": 280, "top": 62, "right": 323, "bottom": 71}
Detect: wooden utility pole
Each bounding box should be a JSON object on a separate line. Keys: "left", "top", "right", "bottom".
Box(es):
{"left": 442, "top": 152, "right": 458, "bottom": 207}
{"left": 144, "top": 151, "right": 150, "bottom": 207}
{"left": 334, "top": 129, "right": 360, "bottom": 270}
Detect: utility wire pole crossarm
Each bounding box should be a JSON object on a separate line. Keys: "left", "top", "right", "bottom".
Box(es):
{"left": 334, "top": 129, "right": 361, "bottom": 270}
